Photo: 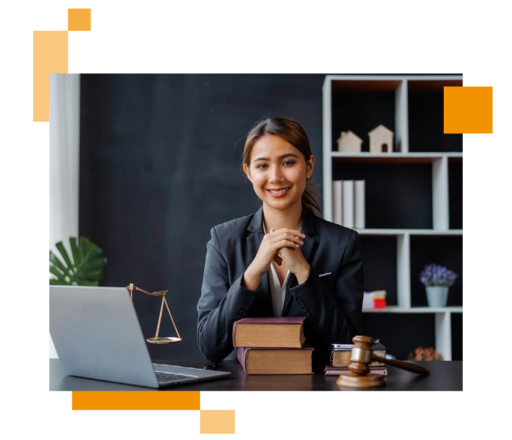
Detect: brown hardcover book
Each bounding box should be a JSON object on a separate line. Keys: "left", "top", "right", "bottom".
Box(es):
{"left": 237, "top": 346, "right": 314, "bottom": 375}
{"left": 232, "top": 317, "right": 306, "bottom": 348}
{"left": 331, "top": 342, "right": 387, "bottom": 367}
{"left": 332, "top": 350, "right": 352, "bottom": 367}
{"left": 324, "top": 365, "right": 388, "bottom": 376}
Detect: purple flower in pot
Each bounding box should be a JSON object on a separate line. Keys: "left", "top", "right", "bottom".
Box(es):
{"left": 419, "top": 264, "right": 458, "bottom": 307}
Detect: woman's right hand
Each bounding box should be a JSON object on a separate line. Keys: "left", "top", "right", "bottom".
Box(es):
{"left": 242, "top": 228, "right": 306, "bottom": 291}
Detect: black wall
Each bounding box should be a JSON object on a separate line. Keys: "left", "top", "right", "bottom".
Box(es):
{"left": 79, "top": 74, "right": 325, "bottom": 360}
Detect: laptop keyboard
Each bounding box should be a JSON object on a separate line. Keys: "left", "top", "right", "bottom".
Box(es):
{"left": 155, "top": 371, "right": 197, "bottom": 384}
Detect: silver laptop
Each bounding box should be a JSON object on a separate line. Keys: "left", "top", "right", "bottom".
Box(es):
{"left": 50, "top": 285, "right": 230, "bottom": 388}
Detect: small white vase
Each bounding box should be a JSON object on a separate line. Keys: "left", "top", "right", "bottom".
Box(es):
{"left": 425, "top": 286, "right": 449, "bottom": 307}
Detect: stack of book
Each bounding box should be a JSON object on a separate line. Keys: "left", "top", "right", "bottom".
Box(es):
{"left": 233, "top": 317, "right": 313, "bottom": 375}
{"left": 325, "top": 341, "right": 388, "bottom": 376}
{"left": 332, "top": 179, "right": 365, "bottom": 229}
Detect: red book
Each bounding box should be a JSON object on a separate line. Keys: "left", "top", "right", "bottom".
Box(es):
{"left": 237, "top": 346, "right": 314, "bottom": 375}
{"left": 232, "top": 317, "right": 306, "bottom": 348}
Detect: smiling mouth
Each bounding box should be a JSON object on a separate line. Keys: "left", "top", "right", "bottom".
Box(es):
{"left": 268, "top": 187, "right": 290, "bottom": 194}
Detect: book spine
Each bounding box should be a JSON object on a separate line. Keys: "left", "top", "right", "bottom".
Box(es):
{"left": 332, "top": 180, "right": 342, "bottom": 225}
{"left": 232, "top": 321, "right": 239, "bottom": 347}
{"left": 237, "top": 347, "right": 247, "bottom": 373}
{"left": 354, "top": 180, "right": 365, "bottom": 229}
{"left": 342, "top": 179, "right": 354, "bottom": 228}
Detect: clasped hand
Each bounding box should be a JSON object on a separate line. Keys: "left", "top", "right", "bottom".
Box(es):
{"left": 252, "top": 228, "right": 310, "bottom": 283}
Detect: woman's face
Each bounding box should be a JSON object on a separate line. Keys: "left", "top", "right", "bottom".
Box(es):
{"left": 243, "top": 135, "right": 315, "bottom": 211}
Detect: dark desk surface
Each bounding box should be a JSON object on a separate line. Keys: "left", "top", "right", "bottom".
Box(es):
{"left": 50, "top": 359, "right": 462, "bottom": 391}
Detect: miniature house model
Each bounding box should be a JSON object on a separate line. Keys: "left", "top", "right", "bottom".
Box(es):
{"left": 368, "top": 125, "right": 394, "bottom": 153}
{"left": 336, "top": 130, "right": 363, "bottom": 153}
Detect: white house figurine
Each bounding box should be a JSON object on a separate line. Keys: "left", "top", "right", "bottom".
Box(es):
{"left": 336, "top": 130, "right": 363, "bottom": 153}
{"left": 368, "top": 125, "right": 394, "bottom": 153}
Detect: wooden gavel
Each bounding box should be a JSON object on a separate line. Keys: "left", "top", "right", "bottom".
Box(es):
{"left": 337, "top": 335, "right": 430, "bottom": 388}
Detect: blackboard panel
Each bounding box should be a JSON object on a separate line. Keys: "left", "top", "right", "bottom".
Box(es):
{"left": 449, "top": 162, "right": 463, "bottom": 230}
{"left": 79, "top": 74, "right": 325, "bottom": 360}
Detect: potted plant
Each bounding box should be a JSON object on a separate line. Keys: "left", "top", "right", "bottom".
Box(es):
{"left": 419, "top": 263, "right": 458, "bottom": 308}
{"left": 49, "top": 236, "right": 107, "bottom": 285}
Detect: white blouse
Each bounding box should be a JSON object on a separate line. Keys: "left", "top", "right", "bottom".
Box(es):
{"left": 263, "top": 224, "right": 291, "bottom": 317}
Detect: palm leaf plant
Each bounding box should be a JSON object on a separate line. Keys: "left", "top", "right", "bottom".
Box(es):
{"left": 49, "top": 236, "right": 107, "bottom": 286}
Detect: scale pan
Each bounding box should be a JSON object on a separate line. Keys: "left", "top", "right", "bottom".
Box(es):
{"left": 146, "top": 337, "right": 182, "bottom": 345}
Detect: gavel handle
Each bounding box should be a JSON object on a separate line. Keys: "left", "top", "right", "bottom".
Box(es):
{"left": 373, "top": 354, "right": 430, "bottom": 375}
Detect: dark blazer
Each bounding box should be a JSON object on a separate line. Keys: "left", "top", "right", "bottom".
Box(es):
{"left": 196, "top": 204, "right": 364, "bottom": 372}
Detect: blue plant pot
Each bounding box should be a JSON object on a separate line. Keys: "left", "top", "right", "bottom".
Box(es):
{"left": 425, "top": 286, "right": 449, "bottom": 307}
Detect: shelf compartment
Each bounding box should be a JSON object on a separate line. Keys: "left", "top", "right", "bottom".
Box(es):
{"left": 410, "top": 235, "right": 512, "bottom": 311}
{"left": 451, "top": 313, "right": 512, "bottom": 361}
{"left": 361, "top": 313, "right": 436, "bottom": 360}
{"left": 332, "top": 162, "right": 433, "bottom": 229}
{"left": 448, "top": 162, "right": 512, "bottom": 229}
{"left": 360, "top": 236, "right": 398, "bottom": 306}
{"left": 331, "top": 80, "right": 400, "bottom": 152}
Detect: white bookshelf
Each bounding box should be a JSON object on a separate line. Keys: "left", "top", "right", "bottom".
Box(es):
{"left": 322, "top": 74, "right": 463, "bottom": 360}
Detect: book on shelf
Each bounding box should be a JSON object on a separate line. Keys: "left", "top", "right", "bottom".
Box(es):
{"left": 332, "top": 179, "right": 365, "bottom": 229}
{"left": 325, "top": 365, "right": 388, "bottom": 376}
{"left": 237, "top": 346, "right": 314, "bottom": 375}
{"left": 342, "top": 179, "right": 354, "bottom": 228}
{"left": 354, "top": 180, "right": 365, "bottom": 229}
{"left": 331, "top": 341, "right": 387, "bottom": 367}
{"left": 332, "top": 180, "right": 343, "bottom": 226}
{"left": 232, "top": 317, "right": 306, "bottom": 348}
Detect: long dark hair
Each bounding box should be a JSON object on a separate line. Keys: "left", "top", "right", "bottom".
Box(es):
{"left": 242, "top": 117, "right": 321, "bottom": 216}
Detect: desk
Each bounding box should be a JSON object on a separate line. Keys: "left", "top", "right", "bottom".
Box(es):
{"left": 50, "top": 359, "right": 462, "bottom": 391}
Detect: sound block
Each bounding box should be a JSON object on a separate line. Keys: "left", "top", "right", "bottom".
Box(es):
{"left": 336, "top": 372, "right": 386, "bottom": 388}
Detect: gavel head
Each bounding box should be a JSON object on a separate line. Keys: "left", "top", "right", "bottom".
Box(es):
{"left": 348, "top": 335, "right": 375, "bottom": 376}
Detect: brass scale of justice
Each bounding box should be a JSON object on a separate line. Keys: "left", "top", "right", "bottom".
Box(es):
{"left": 126, "top": 283, "right": 182, "bottom": 344}
{"left": 126, "top": 285, "right": 430, "bottom": 387}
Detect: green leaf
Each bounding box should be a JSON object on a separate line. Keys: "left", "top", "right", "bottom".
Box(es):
{"left": 50, "top": 265, "right": 68, "bottom": 283}
{"left": 86, "top": 255, "right": 108, "bottom": 269}
{"left": 50, "top": 236, "right": 107, "bottom": 286}
{"left": 79, "top": 237, "right": 91, "bottom": 262}
{"left": 49, "top": 263, "right": 65, "bottom": 279}
{"left": 77, "top": 268, "right": 104, "bottom": 280}
{"left": 50, "top": 278, "right": 66, "bottom": 285}
{"left": 85, "top": 244, "right": 103, "bottom": 262}
{"left": 49, "top": 250, "right": 67, "bottom": 274}
{"left": 69, "top": 237, "right": 80, "bottom": 267}
{"left": 55, "top": 242, "right": 73, "bottom": 269}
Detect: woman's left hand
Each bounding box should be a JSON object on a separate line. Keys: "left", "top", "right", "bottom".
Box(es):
{"left": 270, "top": 229, "right": 310, "bottom": 284}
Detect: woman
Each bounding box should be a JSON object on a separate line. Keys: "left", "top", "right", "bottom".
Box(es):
{"left": 196, "top": 117, "right": 363, "bottom": 372}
